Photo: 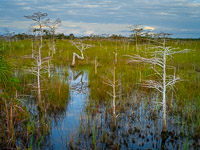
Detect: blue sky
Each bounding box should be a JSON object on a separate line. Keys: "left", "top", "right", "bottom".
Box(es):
{"left": 0, "top": 0, "right": 200, "bottom": 38}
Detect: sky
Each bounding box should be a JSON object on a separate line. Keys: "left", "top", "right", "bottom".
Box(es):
{"left": 0, "top": 0, "right": 200, "bottom": 38}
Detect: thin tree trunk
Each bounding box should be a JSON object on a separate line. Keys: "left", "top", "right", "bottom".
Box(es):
{"left": 52, "top": 31, "right": 56, "bottom": 54}
{"left": 115, "top": 53, "right": 118, "bottom": 64}
{"left": 95, "top": 56, "right": 98, "bottom": 74}
{"left": 37, "top": 27, "right": 42, "bottom": 106}
{"left": 113, "top": 66, "right": 116, "bottom": 118}
{"left": 37, "top": 62, "right": 41, "bottom": 105}
{"left": 162, "top": 48, "right": 167, "bottom": 132}
{"left": 113, "top": 53, "right": 118, "bottom": 119}
{"left": 48, "top": 50, "right": 51, "bottom": 78}
{"left": 135, "top": 34, "right": 138, "bottom": 51}
{"left": 9, "top": 38, "right": 11, "bottom": 52}
{"left": 31, "top": 40, "right": 34, "bottom": 58}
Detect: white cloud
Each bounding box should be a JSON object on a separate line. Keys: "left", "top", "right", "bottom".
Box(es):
{"left": 23, "top": 7, "right": 33, "bottom": 10}
{"left": 157, "top": 12, "right": 177, "bottom": 17}
{"left": 67, "top": 10, "right": 77, "bottom": 15}
{"left": 32, "top": 25, "right": 48, "bottom": 29}
{"left": 159, "top": 12, "right": 170, "bottom": 16}
{"left": 58, "top": 21, "right": 130, "bottom": 36}
{"left": 188, "top": 2, "right": 200, "bottom": 7}
{"left": 83, "top": 5, "right": 99, "bottom": 8}
{"left": 85, "top": 30, "right": 94, "bottom": 35}
{"left": 0, "top": 20, "right": 32, "bottom": 32}
{"left": 144, "top": 26, "right": 155, "bottom": 31}
{"left": 15, "top": 2, "right": 26, "bottom": 6}
{"left": 37, "top": 5, "right": 59, "bottom": 11}
{"left": 0, "top": 0, "right": 200, "bottom": 38}
{"left": 110, "top": 6, "right": 121, "bottom": 10}
{"left": 63, "top": 3, "right": 99, "bottom": 9}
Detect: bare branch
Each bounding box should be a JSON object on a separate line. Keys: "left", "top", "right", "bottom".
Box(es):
{"left": 71, "top": 41, "right": 94, "bottom": 66}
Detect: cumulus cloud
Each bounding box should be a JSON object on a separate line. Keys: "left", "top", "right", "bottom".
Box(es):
{"left": 15, "top": 2, "right": 26, "bottom": 6}
{"left": 110, "top": 6, "right": 121, "bottom": 10}
{"left": 58, "top": 21, "right": 130, "bottom": 36}
{"left": 32, "top": 25, "right": 48, "bottom": 29}
{"left": 83, "top": 4, "right": 99, "bottom": 8}
{"left": 0, "top": 20, "right": 31, "bottom": 32}
{"left": 144, "top": 26, "right": 155, "bottom": 31}
{"left": 0, "top": 0, "right": 200, "bottom": 38}
{"left": 23, "top": 7, "right": 33, "bottom": 10}
{"left": 85, "top": 30, "right": 94, "bottom": 35}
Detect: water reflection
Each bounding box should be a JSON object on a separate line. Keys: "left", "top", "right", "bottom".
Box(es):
{"left": 38, "top": 68, "right": 199, "bottom": 150}
{"left": 72, "top": 91, "right": 199, "bottom": 150}
{"left": 43, "top": 68, "right": 89, "bottom": 150}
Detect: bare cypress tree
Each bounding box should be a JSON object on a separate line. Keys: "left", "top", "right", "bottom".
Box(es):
{"left": 48, "top": 18, "right": 61, "bottom": 54}
{"left": 70, "top": 41, "right": 93, "bottom": 67}
{"left": 127, "top": 46, "right": 189, "bottom": 132}
{"left": 46, "top": 18, "right": 61, "bottom": 78}
{"left": 130, "top": 25, "right": 144, "bottom": 51}
{"left": 24, "top": 12, "right": 50, "bottom": 107}
{"left": 4, "top": 28, "right": 14, "bottom": 52}
{"left": 29, "top": 28, "right": 35, "bottom": 58}
{"left": 102, "top": 53, "right": 120, "bottom": 121}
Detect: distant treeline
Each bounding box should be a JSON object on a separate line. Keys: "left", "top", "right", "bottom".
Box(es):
{"left": 0, "top": 32, "right": 200, "bottom": 41}
{"left": 0, "top": 32, "right": 74, "bottom": 40}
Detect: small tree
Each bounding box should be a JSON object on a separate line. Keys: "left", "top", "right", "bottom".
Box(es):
{"left": 70, "top": 41, "right": 93, "bottom": 67}
{"left": 46, "top": 18, "right": 61, "bottom": 78}
{"left": 127, "top": 46, "right": 189, "bottom": 132}
{"left": 48, "top": 18, "right": 61, "bottom": 54}
{"left": 102, "top": 53, "right": 120, "bottom": 121}
{"left": 4, "top": 28, "right": 14, "bottom": 52}
{"left": 24, "top": 12, "right": 50, "bottom": 107}
{"left": 130, "top": 25, "right": 144, "bottom": 51}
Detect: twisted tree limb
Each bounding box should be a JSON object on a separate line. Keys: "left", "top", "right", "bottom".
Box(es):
{"left": 70, "top": 41, "right": 93, "bottom": 67}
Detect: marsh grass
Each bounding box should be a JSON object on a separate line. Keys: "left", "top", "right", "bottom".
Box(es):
{"left": 0, "top": 52, "right": 35, "bottom": 148}
{"left": 0, "top": 37, "right": 199, "bottom": 148}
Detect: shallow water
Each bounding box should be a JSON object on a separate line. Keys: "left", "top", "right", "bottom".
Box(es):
{"left": 72, "top": 91, "right": 199, "bottom": 150}
{"left": 43, "top": 68, "right": 89, "bottom": 149}
{"left": 27, "top": 67, "right": 199, "bottom": 149}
